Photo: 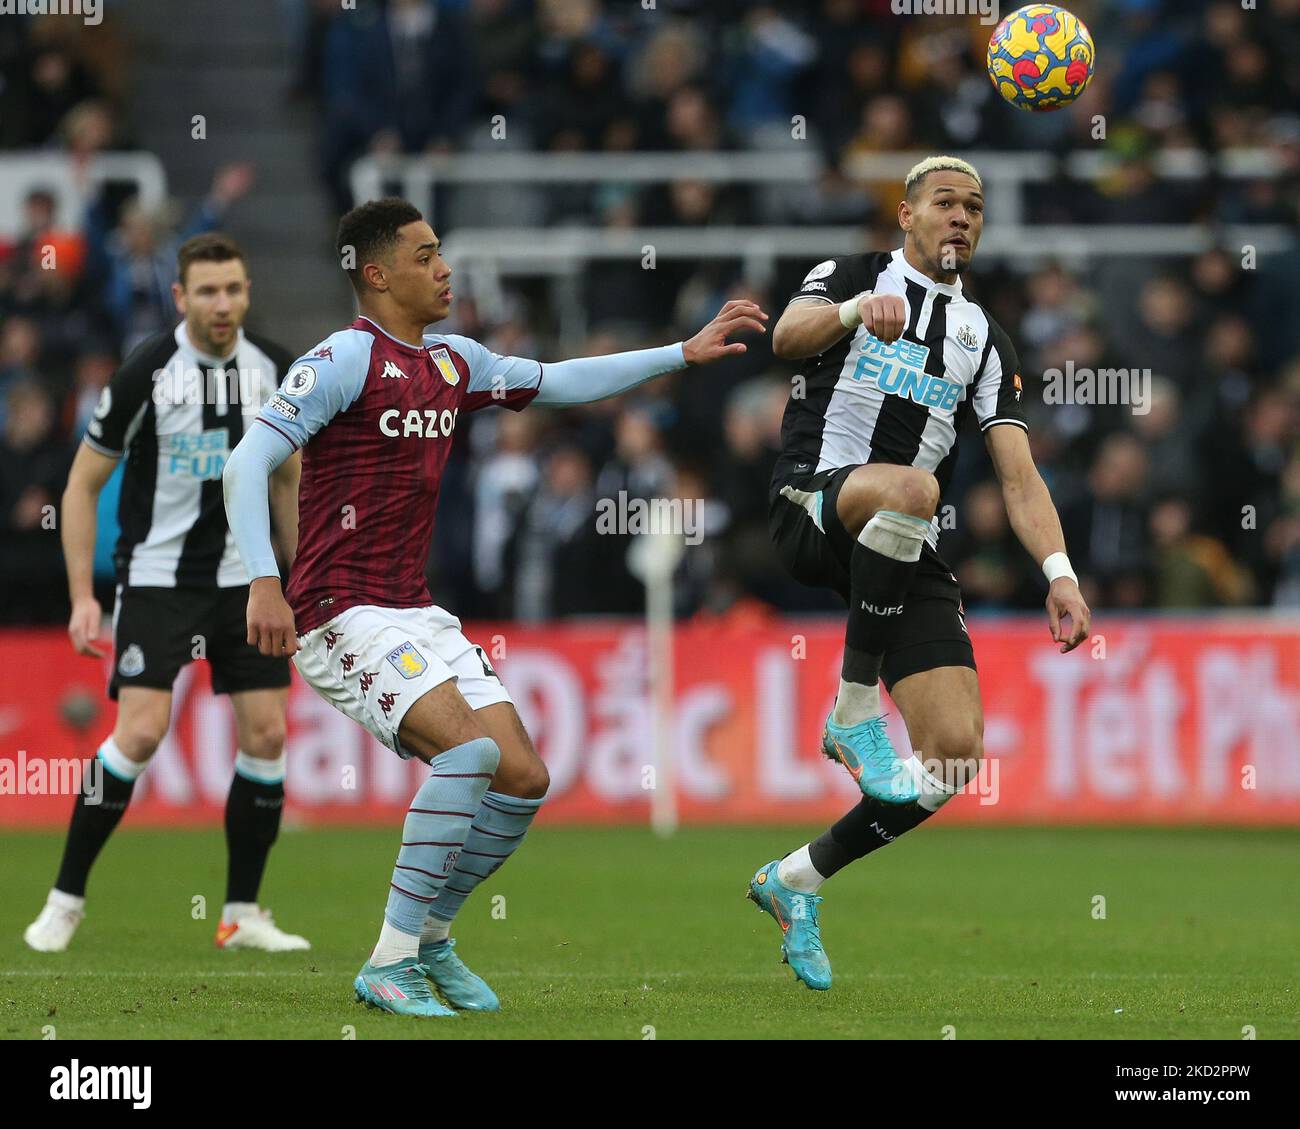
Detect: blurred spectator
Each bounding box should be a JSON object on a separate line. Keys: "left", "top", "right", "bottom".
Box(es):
{"left": 0, "top": 381, "right": 74, "bottom": 624}
{"left": 1059, "top": 433, "right": 1152, "bottom": 609}
{"left": 505, "top": 443, "right": 602, "bottom": 620}
{"left": 472, "top": 409, "right": 542, "bottom": 603}
{"left": 1150, "top": 494, "right": 1254, "bottom": 607}
{"left": 724, "top": 6, "right": 818, "bottom": 140}
{"left": 321, "top": 0, "right": 478, "bottom": 210}
{"left": 945, "top": 480, "right": 1041, "bottom": 610}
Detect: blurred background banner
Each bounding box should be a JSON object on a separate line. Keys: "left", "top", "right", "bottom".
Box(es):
{"left": 3, "top": 613, "right": 1297, "bottom": 827}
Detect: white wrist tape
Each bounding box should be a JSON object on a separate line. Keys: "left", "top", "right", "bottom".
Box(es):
{"left": 1042, "top": 552, "right": 1078, "bottom": 585}
{"left": 839, "top": 290, "right": 872, "bottom": 329}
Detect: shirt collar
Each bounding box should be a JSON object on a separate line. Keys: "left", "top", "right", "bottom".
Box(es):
{"left": 356, "top": 315, "right": 427, "bottom": 354}
{"left": 891, "top": 247, "right": 964, "bottom": 298}
{"left": 175, "top": 321, "right": 244, "bottom": 366}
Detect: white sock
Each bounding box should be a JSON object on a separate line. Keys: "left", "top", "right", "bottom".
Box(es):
{"left": 776, "top": 845, "right": 826, "bottom": 894}
{"left": 48, "top": 888, "right": 85, "bottom": 914}
{"left": 420, "top": 916, "right": 451, "bottom": 945}
{"left": 909, "top": 759, "right": 960, "bottom": 813}
{"left": 222, "top": 901, "right": 258, "bottom": 926}
{"left": 370, "top": 918, "right": 420, "bottom": 967}
{"left": 832, "top": 677, "right": 881, "bottom": 727}
{"left": 97, "top": 736, "right": 148, "bottom": 781}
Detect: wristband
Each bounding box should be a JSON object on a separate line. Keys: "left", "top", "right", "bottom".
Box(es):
{"left": 839, "top": 291, "right": 871, "bottom": 329}
{"left": 1042, "top": 552, "right": 1077, "bottom": 585}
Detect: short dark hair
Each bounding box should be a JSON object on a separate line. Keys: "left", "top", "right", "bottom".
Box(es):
{"left": 177, "top": 233, "right": 246, "bottom": 287}
{"left": 336, "top": 197, "right": 424, "bottom": 291}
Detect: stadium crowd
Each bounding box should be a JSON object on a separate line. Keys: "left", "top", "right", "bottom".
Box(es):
{"left": 2, "top": 0, "right": 1299, "bottom": 625}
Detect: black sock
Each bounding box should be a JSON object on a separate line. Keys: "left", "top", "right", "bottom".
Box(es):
{"left": 843, "top": 511, "right": 927, "bottom": 686}
{"left": 807, "top": 797, "right": 937, "bottom": 879}
{"left": 224, "top": 772, "right": 284, "bottom": 904}
{"left": 53, "top": 761, "right": 135, "bottom": 898}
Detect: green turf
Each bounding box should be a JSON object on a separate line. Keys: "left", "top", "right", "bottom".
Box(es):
{"left": 1, "top": 826, "right": 1296, "bottom": 1039}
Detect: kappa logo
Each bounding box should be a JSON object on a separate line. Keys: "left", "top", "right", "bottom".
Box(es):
{"left": 378, "top": 691, "right": 399, "bottom": 717}
{"left": 312, "top": 345, "right": 335, "bottom": 362}
{"left": 117, "top": 644, "right": 145, "bottom": 678}
{"left": 323, "top": 629, "right": 342, "bottom": 653}
{"left": 427, "top": 345, "right": 460, "bottom": 386}
{"left": 956, "top": 324, "right": 980, "bottom": 352}
{"left": 381, "top": 360, "right": 408, "bottom": 380}
{"left": 359, "top": 670, "right": 378, "bottom": 694}
{"left": 340, "top": 652, "right": 357, "bottom": 673}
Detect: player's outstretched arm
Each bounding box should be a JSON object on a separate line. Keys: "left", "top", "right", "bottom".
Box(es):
{"left": 532, "top": 300, "right": 767, "bottom": 406}
{"left": 986, "top": 423, "right": 1091, "bottom": 653}
{"left": 681, "top": 299, "right": 768, "bottom": 364}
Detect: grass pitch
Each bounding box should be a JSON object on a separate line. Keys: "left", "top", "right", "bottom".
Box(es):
{"left": 1, "top": 825, "right": 1296, "bottom": 1039}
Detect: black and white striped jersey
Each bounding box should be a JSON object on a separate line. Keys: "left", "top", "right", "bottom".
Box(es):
{"left": 84, "top": 323, "right": 293, "bottom": 588}
{"left": 775, "top": 247, "right": 1027, "bottom": 549}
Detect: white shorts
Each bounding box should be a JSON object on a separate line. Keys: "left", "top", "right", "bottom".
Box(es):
{"left": 293, "top": 603, "right": 512, "bottom": 758}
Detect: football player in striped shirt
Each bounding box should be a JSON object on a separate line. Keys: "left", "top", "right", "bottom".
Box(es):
{"left": 223, "top": 198, "right": 766, "bottom": 1017}
{"left": 24, "top": 234, "right": 309, "bottom": 954}
{"left": 747, "top": 157, "right": 1091, "bottom": 990}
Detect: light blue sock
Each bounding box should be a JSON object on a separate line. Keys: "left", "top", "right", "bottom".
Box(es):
{"left": 425, "top": 791, "right": 545, "bottom": 926}
{"left": 384, "top": 737, "right": 500, "bottom": 935}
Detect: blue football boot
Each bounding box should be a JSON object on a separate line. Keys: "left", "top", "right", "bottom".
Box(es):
{"left": 746, "top": 860, "right": 831, "bottom": 991}
{"left": 353, "top": 957, "right": 456, "bottom": 1018}
{"left": 822, "top": 713, "right": 921, "bottom": 804}
{"left": 418, "top": 938, "right": 500, "bottom": 1012}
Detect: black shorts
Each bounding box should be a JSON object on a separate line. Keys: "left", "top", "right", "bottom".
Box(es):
{"left": 109, "top": 585, "right": 291, "bottom": 700}
{"left": 769, "top": 463, "right": 976, "bottom": 690}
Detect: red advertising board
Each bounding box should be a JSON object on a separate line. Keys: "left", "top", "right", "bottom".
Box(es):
{"left": 1, "top": 616, "right": 1298, "bottom": 826}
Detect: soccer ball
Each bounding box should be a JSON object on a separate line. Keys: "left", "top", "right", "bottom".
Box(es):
{"left": 987, "top": 4, "right": 1095, "bottom": 112}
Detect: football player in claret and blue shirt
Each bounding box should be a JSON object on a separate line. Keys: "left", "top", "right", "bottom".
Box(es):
{"left": 223, "top": 197, "right": 767, "bottom": 1017}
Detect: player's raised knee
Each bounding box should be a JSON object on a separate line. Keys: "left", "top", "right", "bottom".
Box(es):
{"left": 518, "top": 758, "right": 550, "bottom": 800}
{"left": 884, "top": 468, "right": 940, "bottom": 521}
{"left": 924, "top": 729, "right": 983, "bottom": 788}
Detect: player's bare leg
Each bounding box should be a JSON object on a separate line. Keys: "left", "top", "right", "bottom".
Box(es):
{"left": 818, "top": 463, "right": 939, "bottom": 803}
{"left": 25, "top": 687, "right": 169, "bottom": 952}
{"left": 214, "top": 688, "right": 308, "bottom": 952}
{"left": 354, "top": 679, "right": 499, "bottom": 1017}
{"left": 753, "top": 465, "right": 968, "bottom": 988}
{"left": 408, "top": 700, "right": 549, "bottom": 1011}
{"left": 758, "top": 666, "right": 981, "bottom": 986}
{"left": 791, "top": 665, "right": 983, "bottom": 889}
